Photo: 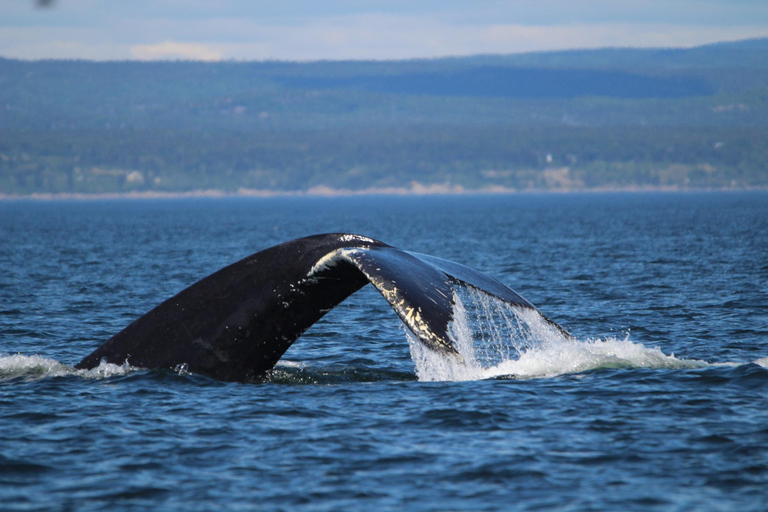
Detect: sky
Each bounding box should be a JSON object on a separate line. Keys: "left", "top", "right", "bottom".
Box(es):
{"left": 2, "top": 0, "right": 768, "bottom": 61}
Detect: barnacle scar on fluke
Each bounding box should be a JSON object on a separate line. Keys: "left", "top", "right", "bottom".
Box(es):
{"left": 76, "top": 233, "right": 568, "bottom": 381}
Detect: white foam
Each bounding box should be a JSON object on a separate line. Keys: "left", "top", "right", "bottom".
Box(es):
{"left": 0, "top": 353, "right": 139, "bottom": 381}
{"left": 487, "top": 333, "right": 707, "bottom": 380}
{"left": 275, "top": 360, "right": 307, "bottom": 369}
{"left": 408, "top": 287, "right": 709, "bottom": 382}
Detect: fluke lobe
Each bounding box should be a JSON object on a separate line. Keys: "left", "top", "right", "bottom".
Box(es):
{"left": 76, "top": 233, "right": 563, "bottom": 381}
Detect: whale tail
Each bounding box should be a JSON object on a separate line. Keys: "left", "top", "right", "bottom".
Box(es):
{"left": 76, "top": 234, "right": 566, "bottom": 381}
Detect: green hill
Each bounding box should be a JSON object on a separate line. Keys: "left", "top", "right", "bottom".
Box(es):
{"left": 2, "top": 38, "right": 767, "bottom": 195}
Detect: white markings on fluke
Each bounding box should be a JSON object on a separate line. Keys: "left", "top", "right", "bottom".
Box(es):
{"left": 338, "top": 234, "right": 375, "bottom": 244}
{"left": 306, "top": 247, "right": 454, "bottom": 354}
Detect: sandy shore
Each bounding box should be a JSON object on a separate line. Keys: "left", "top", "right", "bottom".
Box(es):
{"left": 0, "top": 184, "right": 764, "bottom": 201}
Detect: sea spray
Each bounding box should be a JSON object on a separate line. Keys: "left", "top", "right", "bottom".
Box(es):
{"left": 0, "top": 353, "right": 137, "bottom": 381}
{"left": 408, "top": 286, "right": 708, "bottom": 382}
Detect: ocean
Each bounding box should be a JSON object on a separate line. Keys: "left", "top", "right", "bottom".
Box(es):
{"left": 1, "top": 192, "right": 767, "bottom": 511}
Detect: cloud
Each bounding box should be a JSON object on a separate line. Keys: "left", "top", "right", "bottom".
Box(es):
{"left": 188, "top": 19, "right": 768, "bottom": 60}
{"left": 475, "top": 23, "right": 768, "bottom": 52}
{"left": 129, "top": 41, "right": 222, "bottom": 61}
{"left": 2, "top": 4, "right": 768, "bottom": 61}
{"left": 0, "top": 27, "right": 131, "bottom": 60}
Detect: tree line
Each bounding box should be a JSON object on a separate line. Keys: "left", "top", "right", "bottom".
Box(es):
{"left": 2, "top": 126, "right": 766, "bottom": 194}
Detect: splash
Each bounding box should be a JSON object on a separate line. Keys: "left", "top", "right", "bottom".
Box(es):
{"left": 408, "top": 287, "right": 708, "bottom": 382}
{"left": 0, "top": 353, "right": 138, "bottom": 381}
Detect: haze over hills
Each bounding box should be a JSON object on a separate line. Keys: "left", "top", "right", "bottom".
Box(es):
{"left": 1, "top": 38, "right": 767, "bottom": 195}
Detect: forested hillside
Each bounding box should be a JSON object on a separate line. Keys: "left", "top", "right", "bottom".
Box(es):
{"left": 2, "top": 38, "right": 767, "bottom": 194}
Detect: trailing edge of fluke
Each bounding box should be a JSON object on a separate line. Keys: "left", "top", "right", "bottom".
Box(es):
{"left": 76, "top": 233, "right": 565, "bottom": 382}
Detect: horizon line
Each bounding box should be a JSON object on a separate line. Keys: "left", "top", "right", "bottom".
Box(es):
{"left": 2, "top": 36, "right": 764, "bottom": 64}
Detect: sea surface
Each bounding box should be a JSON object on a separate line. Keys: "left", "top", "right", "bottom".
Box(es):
{"left": 1, "top": 192, "right": 767, "bottom": 511}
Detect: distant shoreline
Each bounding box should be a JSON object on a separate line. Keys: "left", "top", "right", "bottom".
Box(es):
{"left": 0, "top": 184, "right": 765, "bottom": 201}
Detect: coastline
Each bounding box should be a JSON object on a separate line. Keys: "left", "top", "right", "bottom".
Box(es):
{"left": 0, "top": 183, "right": 765, "bottom": 201}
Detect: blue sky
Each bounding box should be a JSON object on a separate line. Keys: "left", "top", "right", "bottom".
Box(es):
{"left": 2, "top": 0, "right": 768, "bottom": 61}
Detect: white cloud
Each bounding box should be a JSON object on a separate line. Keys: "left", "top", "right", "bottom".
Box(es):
{"left": 473, "top": 23, "right": 768, "bottom": 52}
{"left": 0, "top": 27, "right": 132, "bottom": 60}
{"left": 1, "top": 7, "right": 768, "bottom": 61}
{"left": 194, "top": 19, "right": 768, "bottom": 60}
{"left": 129, "top": 41, "right": 222, "bottom": 61}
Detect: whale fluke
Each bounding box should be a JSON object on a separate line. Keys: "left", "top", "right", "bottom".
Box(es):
{"left": 76, "top": 233, "right": 563, "bottom": 381}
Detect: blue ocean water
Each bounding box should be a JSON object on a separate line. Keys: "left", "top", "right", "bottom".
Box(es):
{"left": 1, "top": 192, "right": 767, "bottom": 511}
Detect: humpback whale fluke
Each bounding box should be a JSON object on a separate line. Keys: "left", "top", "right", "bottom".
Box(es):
{"left": 76, "top": 234, "right": 565, "bottom": 382}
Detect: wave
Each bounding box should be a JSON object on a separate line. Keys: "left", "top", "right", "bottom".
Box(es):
{"left": 0, "top": 353, "right": 417, "bottom": 385}
{"left": 4, "top": 287, "right": 766, "bottom": 383}
{"left": 2, "top": 348, "right": 763, "bottom": 385}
